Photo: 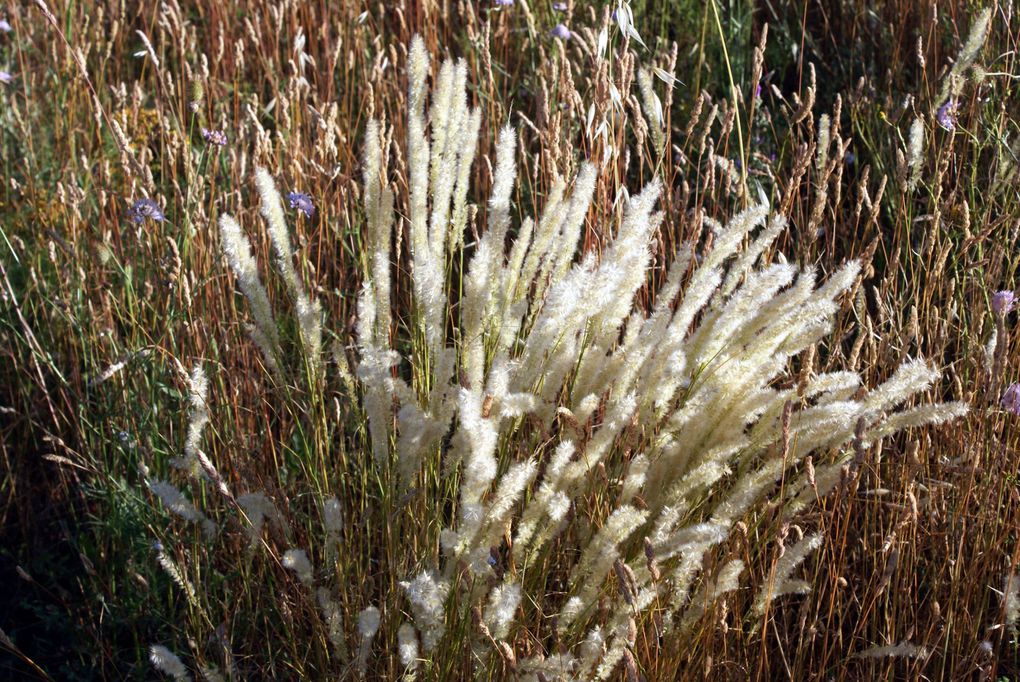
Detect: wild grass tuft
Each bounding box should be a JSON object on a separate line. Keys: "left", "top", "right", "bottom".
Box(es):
{"left": 0, "top": 1, "right": 1018, "bottom": 679}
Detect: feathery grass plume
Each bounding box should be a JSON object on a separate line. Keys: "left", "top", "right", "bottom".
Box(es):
{"left": 150, "top": 645, "right": 190, "bottom": 681}
{"left": 255, "top": 167, "right": 301, "bottom": 297}
{"left": 148, "top": 479, "right": 216, "bottom": 537}
{"left": 470, "top": 458, "right": 537, "bottom": 555}
{"left": 463, "top": 125, "right": 516, "bottom": 390}
{"left": 856, "top": 641, "right": 930, "bottom": 659}
{"left": 397, "top": 622, "right": 420, "bottom": 677}
{"left": 906, "top": 117, "right": 925, "bottom": 191}
{"left": 282, "top": 548, "right": 314, "bottom": 585}
{"left": 237, "top": 492, "right": 289, "bottom": 548}
{"left": 754, "top": 532, "right": 823, "bottom": 615}
{"left": 400, "top": 571, "right": 449, "bottom": 652}
{"left": 938, "top": 7, "right": 993, "bottom": 104}
{"left": 253, "top": 167, "right": 322, "bottom": 380}
{"left": 317, "top": 588, "right": 348, "bottom": 658}
{"left": 172, "top": 363, "right": 231, "bottom": 497}
{"left": 592, "top": 640, "right": 625, "bottom": 680}
{"left": 218, "top": 214, "right": 282, "bottom": 377}
{"left": 483, "top": 580, "right": 522, "bottom": 641}
{"left": 449, "top": 107, "right": 482, "bottom": 252}
{"left": 786, "top": 454, "right": 852, "bottom": 515}
{"left": 563, "top": 505, "right": 649, "bottom": 627}
{"left": 816, "top": 114, "right": 831, "bottom": 173}
{"left": 957, "top": 7, "right": 993, "bottom": 68}
{"left": 356, "top": 605, "right": 381, "bottom": 678}
{"left": 362, "top": 119, "right": 394, "bottom": 344}
{"left": 426, "top": 57, "right": 469, "bottom": 261}
{"left": 322, "top": 495, "right": 343, "bottom": 563}
{"left": 867, "top": 401, "right": 969, "bottom": 439}
{"left": 322, "top": 496, "right": 343, "bottom": 534}
{"left": 1004, "top": 573, "right": 1020, "bottom": 633}
{"left": 637, "top": 67, "right": 665, "bottom": 154}
{"left": 681, "top": 559, "right": 745, "bottom": 628}
{"left": 180, "top": 364, "right": 209, "bottom": 474}
{"left": 294, "top": 295, "right": 323, "bottom": 380}
{"left": 156, "top": 545, "right": 197, "bottom": 603}
{"left": 405, "top": 36, "right": 445, "bottom": 364}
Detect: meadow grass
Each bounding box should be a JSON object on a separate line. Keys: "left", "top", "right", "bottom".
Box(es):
{"left": 0, "top": 0, "right": 1019, "bottom": 679}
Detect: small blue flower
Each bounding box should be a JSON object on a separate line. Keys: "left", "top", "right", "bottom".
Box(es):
{"left": 992, "top": 290, "right": 1016, "bottom": 316}
{"left": 285, "top": 191, "right": 315, "bottom": 218}
{"left": 0, "top": 71, "right": 12, "bottom": 84}
{"left": 494, "top": 0, "right": 514, "bottom": 5}
{"left": 936, "top": 100, "right": 958, "bottom": 131}
{"left": 553, "top": 2, "right": 567, "bottom": 10}
{"left": 551, "top": 23, "right": 571, "bottom": 40}
{"left": 127, "top": 198, "right": 165, "bottom": 224}
{"left": 0, "top": 20, "right": 11, "bottom": 33}
{"left": 1003, "top": 383, "right": 1020, "bottom": 415}
{"left": 201, "top": 127, "right": 228, "bottom": 146}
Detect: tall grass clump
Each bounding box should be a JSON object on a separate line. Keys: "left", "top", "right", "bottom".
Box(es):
{"left": 139, "top": 35, "right": 966, "bottom": 680}
{"left": 7, "top": 1, "right": 1020, "bottom": 679}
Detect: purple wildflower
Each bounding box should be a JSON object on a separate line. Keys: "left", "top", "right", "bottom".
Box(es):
{"left": 285, "top": 191, "right": 315, "bottom": 218}
{"left": 0, "top": 71, "right": 12, "bottom": 84}
{"left": 0, "top": 20, "right": 11, "bottom": 33}
{"left": 551, "top": 23, "right": 571, "bottom": 40}
{"left": 936, "top": 100, "right": 958, "bottom": 131}
{"left": 754, "top": 82, "right": 762, "bottom": 99}
{"left": 127, "top": 198, "right": 165, "bottom": 224}
{"left": 201, "top": 127, "right": 228, "bottom": 147}
{"left": 494, "top": 0, "right": 514, "bottom": 5}
{"left": 553, "top": 2, "right": 567, "bottom": 10}
{"left": 992, "top": 290, "right": 1016, "bottom": 316}
{"left": 1003, "top": 383, "right": 1020, "bottom": 415}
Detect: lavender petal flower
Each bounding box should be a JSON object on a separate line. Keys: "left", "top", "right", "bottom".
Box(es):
{"left": 1003, "top": 383, "right": 1020, "bottom": 415}
{"left": 127, "top": 198, "right": 165, "bottom": 224}
{"left": 201, "top": 127, "right": 228, "bottom": 147}
{"left": 0, "top": 20, "right": 12, "bottom": 33}
{"left": 0, "top": 71, "right": 12, "bottom": 84}
{"left": 553, "top": 2, "right": 567, "bottom": 10}
{"left": 551, "top": 23, "right": 571, "bottom": 40}
{"left": 992, "top": 290, "right": 1016, "bottom": 316}
{"left": 936, "top": 100, "right": 958, "bottom": 131}
{"left": 285, "top": 191, "right": 316, "bottom": 218}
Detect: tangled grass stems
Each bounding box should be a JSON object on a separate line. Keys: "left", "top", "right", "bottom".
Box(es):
{"left": 143, "top": 35, "right": 966, "bottom": 680}
{"left": 2, "top": 1, "right": 1019, "bottom": 679}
